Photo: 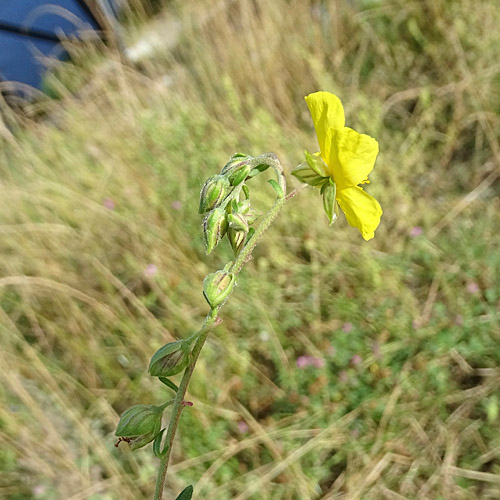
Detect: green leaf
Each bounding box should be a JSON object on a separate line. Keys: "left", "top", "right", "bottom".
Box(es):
{"left": 153, "top": 429, "right": 166, "bottom": 458}
{"left": 175, "top": 485, "right": 194, "bottom": 500}
{"left": 321, "top": 180, "right": 337, "bottom": 225}
{"left": 291, "top": 162, "right": 327, "bottom": 187}
{"left": 246, "top": 227, "right": 255, "bottom": 243}
{"left": 304, "top": 150, "right": 329, "bottom": 177}
{"left": 253, "top": 162, "right": 271, "bottom": 173}
{"left": 267, "top": 179, "right": 284, "bottom": 198}
{"left": 242, "top": 184, "right": 250, "bottom": 199}
{"left": 159, "top": 377, "right": 179, "bottom": 392}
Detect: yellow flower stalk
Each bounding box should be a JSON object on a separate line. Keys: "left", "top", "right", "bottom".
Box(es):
{"left": 293, "top": 91, "right": 382, "bottom": 240}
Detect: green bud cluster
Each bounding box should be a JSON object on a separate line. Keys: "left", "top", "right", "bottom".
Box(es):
{"left": 199, "top": 153, "right": 260, "bottom": 256}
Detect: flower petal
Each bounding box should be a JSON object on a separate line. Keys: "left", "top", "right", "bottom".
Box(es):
{"left": 336, "top": 186, "right": 382, "bottom": 240}
{"left": 330, "top": 127, "right": 379, "bottom": 190}
{"left": 305, "top": 92, "right": 345, "bottom": 167}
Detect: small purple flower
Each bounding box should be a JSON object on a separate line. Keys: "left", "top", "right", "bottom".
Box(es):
{"left": 339, "top": 370, "right": 348, "bottom": 383}
{"left": 311, "top": 357, "right": 325, "bottom": 368}
{"left": 466, "top": 282, "right": 480, "bottom": 294}
{"left": 237, "top": 420, "right": 249, "bottom": 433}
{"left": 171, "top": 200, "right": 183, "bottom": 211}
{"left": 144, "top": 264, "right": 158, "bottom": 277}
{"left": 454, "top": 314, "right": 464, "bottom": 326}
{"left": 296, "top": 356, "right": 310, "bottom": 369}
{"left": 351, "top": 354, "right": 362, "bottom": 366}
{"left": 103, "top": 197, "right": 115, "bottom": 210}
{"left": 342, "top": 322, "right": 353, "bottom": 334}
{"left": 296, "top": 356, "right": 325, "bottom": 369}
{"left": 410, "top": 226, "right": 423, "bottom": 237}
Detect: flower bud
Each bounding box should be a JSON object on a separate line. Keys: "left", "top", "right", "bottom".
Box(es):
{"left": 221, "top": 153, "right": 249, "bottom": 175}
{"left": 199, "top": 175, "right": 231, "bottom": 214}
{"left": 228, "top": 228, "right": 247, "bottom": 255}
{"left": 203, "top": 270, "right": 235, "bottom": 308}
{"left": 115, "top": 403, "right": 163, "bottom": 450}
{"left": 203, "top": 207, "right": 228, "bottom": 254}
{"left": 227, "top": 163, "right": 252, "bottom": 186}
{"left": 148, "top": 340, "right": 191, "bottom": 377}
{"left": 227, "top": 212, "right": 249, "bottom": 232}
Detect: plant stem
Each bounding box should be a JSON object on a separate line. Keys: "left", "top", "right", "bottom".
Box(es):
{"left": 153, "top": 310, "right": 218, "bottom": 500}
{"left": 152, "top": 154, "right": 290, "bottom": 500}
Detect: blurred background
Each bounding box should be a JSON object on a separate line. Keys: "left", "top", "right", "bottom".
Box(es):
{"left": 1, "top": 0, "right": 500, "bottom": 499}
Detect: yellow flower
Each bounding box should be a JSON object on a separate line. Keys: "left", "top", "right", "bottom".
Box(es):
{"left": 294, "top": 91, "right": 382, "bottom": 240}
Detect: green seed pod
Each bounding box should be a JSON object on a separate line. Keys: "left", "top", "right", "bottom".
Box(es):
{"left": 203, "top": 270, "right": 235, "bottom": 309}
{"left": 115, "top": 404, "right": 163, "bottom": 449}
{"left": 227, "top": 212, "right": 249, "bottom": 232}
{"left": 148, "top": 340, "right": 191, "bottom": 377}
{"left": 203, "top": 207, "right": 228, "bottom": 254}
{"left": 199, "top": 175, "right": 231, "bottom": 214}
{"left": 228, "top": 227, "right": 247, "bottom": 255}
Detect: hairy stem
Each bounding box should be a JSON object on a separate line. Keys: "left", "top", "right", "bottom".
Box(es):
{"left": 153, "top": 310, "right": 218, "bottom": 500}
{"left": 153, "top": 154, "right": 290, "bottom": 500}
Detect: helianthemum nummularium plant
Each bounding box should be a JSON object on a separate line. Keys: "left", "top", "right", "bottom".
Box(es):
{"left": 114, "top": 91, "right": 382, "bottom": 500}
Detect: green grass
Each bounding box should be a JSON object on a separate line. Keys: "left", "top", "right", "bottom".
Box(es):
{"left": 1, "top": 0, "right": 500, "bottom": 499}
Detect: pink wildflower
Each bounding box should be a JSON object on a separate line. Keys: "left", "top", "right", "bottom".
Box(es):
{"left": 296, "top": 356, "right": 325, "bottom": 369}
{"left": 103, "top": 198, "right": 115, "bottom": 210}
{"left": 342, "top": 322, "right": 353, "bottom": 334}
{"left": 237, "top": 420, "right": 249, "bottom": 433}
{"left": 351, "top": 354, "right": 362, "bottom": 366}
{"left": 144, "top": 264, "right": 158, "bottom": 277}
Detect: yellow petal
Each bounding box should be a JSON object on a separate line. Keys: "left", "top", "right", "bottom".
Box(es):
{"left": 330, "top": 127, "right": 379, "bottom": 190}
{"left": 305, "top": 92, "right": 345, "bottom": 167}
{"left": 336, "top": 186, "right": 382, "bottom": 240}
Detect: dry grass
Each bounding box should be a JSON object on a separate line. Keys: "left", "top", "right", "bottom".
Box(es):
{"left": 1, "top": 0, "right": 500, "bottom": 499}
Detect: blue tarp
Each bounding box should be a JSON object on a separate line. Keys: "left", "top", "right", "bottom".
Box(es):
{"left": 0, "top": 1, "right": 118, "bottom": 96}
